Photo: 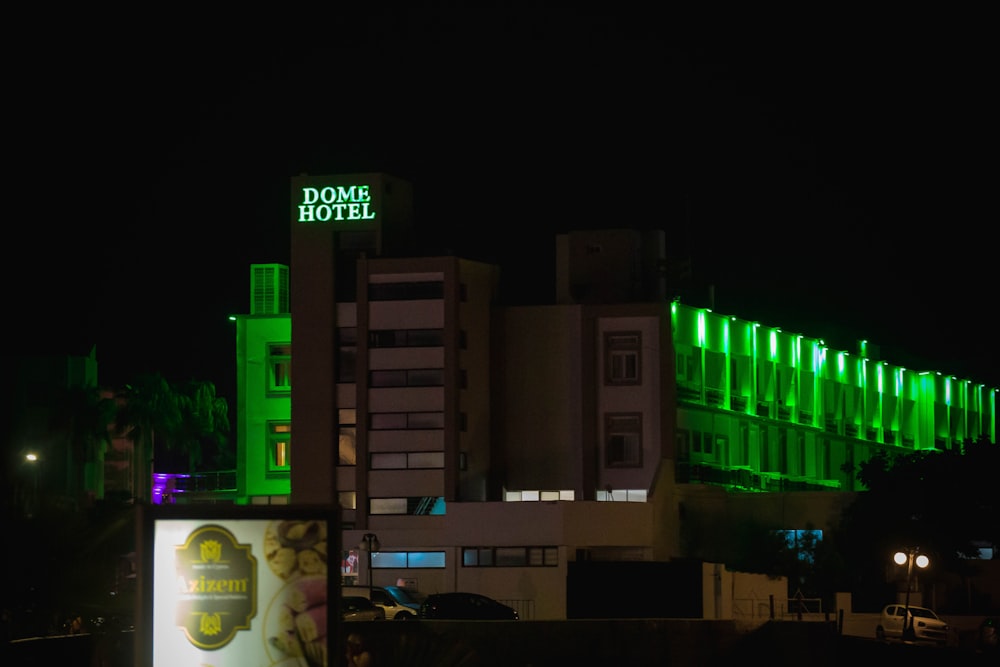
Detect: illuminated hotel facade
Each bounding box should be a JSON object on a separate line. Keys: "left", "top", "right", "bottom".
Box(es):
{"left": 231, "top": 173, "right": 996, "bottom": 619}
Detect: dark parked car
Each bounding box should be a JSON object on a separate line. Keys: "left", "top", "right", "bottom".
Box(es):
{"left": 419, "top": 592, "right": 518, "bottom": 620}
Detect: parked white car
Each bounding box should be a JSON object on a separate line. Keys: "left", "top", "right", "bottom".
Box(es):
{"left": 875, "top": 604, "right": 949, "bottom": 645}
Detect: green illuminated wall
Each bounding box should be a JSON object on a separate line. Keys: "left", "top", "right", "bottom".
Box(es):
{"left": 670, "top": 300, "right": 997, "bottom": 492}
{"left": 234, "top": 312, "right": 292, "bottom": 502}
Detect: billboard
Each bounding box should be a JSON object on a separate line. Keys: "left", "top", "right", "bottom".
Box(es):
{"left": 138, "top": 505, "right": 338, "bottom": 667}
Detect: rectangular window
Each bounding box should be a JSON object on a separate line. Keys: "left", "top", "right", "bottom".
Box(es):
{"left": 369, "top": 412, "right": 445, "bottom": 430}
{"left": 461, "top": 547, "right": 558, "bottom": 567}
{"left": 369, "top": 451, "right": 444, "bottom": 469}
{"left": 370, "top": 498, "right": 408, "bottom": 514}
{"left": 463, "top": 548, "right": 492, "bottom": 566}
{"left": 797, "top": 431, "right": 806, "bottom": 476}
{"left": 372, "top": 551, "right": 446, "bottom": 569}
{"left": 266, "top": 421, "right": 291, "bottom": 475}
{"left": 338, "top": 409, "right": 357, "bottom": 466}
{"left": 606, "top": 413, "right": 642, "bottom": 467}
{"left": 275, "top": 441, "right": 288, "bottom": 467}
{"left": 369, "top": 368, "right": 444, "bottom": 387}
{"left": 368, "top": 281, "right": 444, "bottom": 301}
{"left": 370, "top": 551, "right": 407, "bottom": 568}
{"left": 713, "top": 434, "right": 726, "bottom": 460}
{"left": 369, "top": 496, "right": 445, "bottom": 515}
{"left": 496, "top": 547, "right": 527, "bottom": 567}
{"left": 267, "top": 344, "right": 292, "bottom": 393}
{"left": 369, "top": 329, "right": 444, "bottom": 347}
{"left": 761, "top": 427, "right": 772, "bottom": 471}
{"left": 821, "top": 438, "right": 832, "bottom": 479}
{"left": 605, "top": 332, "right": 641, "bottom": 385}
{"left": 402, "top": 552, "right": 446, "bottom": 568}
{"left": 739, "top": 424, "right": 750, "bottom": 467}
{"left": 336, "top": 328, "right": 356, "bottom": 383}
{"left": 338, "top": 491, "right": 356, "bottom": 510}
{"left": 779, "top": 428, "right": 789, "bottom": 474}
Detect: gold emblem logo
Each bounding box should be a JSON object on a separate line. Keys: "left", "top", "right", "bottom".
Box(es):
{"left": 175, "top": 525, "right": 257, "bottom": 650}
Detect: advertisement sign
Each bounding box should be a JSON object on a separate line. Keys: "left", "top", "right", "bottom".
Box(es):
{"left": 139, "top": 505, "right": 337, "bottom": 667}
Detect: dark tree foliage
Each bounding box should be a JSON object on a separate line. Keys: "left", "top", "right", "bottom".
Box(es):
{"left": 824, "top": 435, "right": 999, "bottom": 610}
{"left": 168, "top": 379, "right": 231, "bottom": 473}
{"left": 116, "top": 373, "right": 233, "bottom": 480}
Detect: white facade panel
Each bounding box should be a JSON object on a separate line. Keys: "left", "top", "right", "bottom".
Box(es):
{"left": 368, "top": 387, "right": 445, "bottom": 411}
{"left": 368, "top": 347, "right": 445, "bottom": 370}
{"left": 368, "top": 430, "right": 445, "bottom": 451}
{"left": 337, "top": 302, "right": 357, "bottom": 327}
{"left": 368, "top": 469, "right": 445, "bottom": 497}
{"left": 369, "top": 271, "right": 444, "bottom": 283}
{"left": 369, "top": 300, "right": 445, "bottom": 329}
{"left": 336, "top": 383, "right": 356, "bottom": 407}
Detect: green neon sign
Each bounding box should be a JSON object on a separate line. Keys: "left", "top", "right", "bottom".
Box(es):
{"left": 296, "top": 184, "right": 376, "bottom": 223}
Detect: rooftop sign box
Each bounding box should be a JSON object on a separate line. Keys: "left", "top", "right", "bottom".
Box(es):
{"left": 137, "top": 504, "right": 339, "bottom": 667}
{"left": 291, "top": 174, "right": 381, "bottom": 230}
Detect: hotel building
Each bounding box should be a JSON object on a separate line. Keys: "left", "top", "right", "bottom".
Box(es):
{"left": 230, "top": 173, "right": 996, "bottom": 619}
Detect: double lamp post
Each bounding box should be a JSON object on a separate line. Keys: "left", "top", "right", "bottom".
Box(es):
{"left": 893, "top": 548, "right": 930, "bottom": 642}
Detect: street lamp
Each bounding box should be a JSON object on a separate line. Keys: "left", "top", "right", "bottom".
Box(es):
{"left": 25, "top": 453, "right": 39, "bottom": 518}
{"left": 358, "top": 533, "right": 380, "bottom": 596}
{"left": 893, "top": 548, "right": 930, "bottom": 642}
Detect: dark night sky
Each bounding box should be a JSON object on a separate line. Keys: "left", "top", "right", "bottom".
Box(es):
{"left": 9, "top": 7, "right": 998, "bottom": 409}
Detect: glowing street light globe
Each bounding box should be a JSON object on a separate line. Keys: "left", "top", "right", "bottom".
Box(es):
{"left": 894, "top": 550, "right": 930, "bottom": 568}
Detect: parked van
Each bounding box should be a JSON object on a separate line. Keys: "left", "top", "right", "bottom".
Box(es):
{"left": 342, "top": 585, "right": 427, "bottom": 620}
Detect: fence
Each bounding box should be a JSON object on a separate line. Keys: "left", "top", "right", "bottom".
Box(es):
{"left": 734, "top": 596, "right": 825, "bottom": 622}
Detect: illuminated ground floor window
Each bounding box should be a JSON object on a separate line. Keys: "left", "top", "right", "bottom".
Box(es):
{"left": 369, "top": 496, "right": 445, "bottom": 515}
{"left": 462, "top": 546, "right": 558, "bottom": 567}
{"left": 504, "top": 490, "right": 575, "bottom": 501}
{"left": 372, "top": 551, "right": 446, "bottom": 568}
{"left": 596, "top": 488, "right": 646, "bottom": 502}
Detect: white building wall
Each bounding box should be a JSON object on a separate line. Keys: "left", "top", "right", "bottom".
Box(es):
{"left": 596, "top": 314, "right": 663, "bottom": 492}
{"left": 368, "top": 300, "right": 445, "bottom": 329}
{"left": 347, "top": 500, "right": 655, "bottom": 619}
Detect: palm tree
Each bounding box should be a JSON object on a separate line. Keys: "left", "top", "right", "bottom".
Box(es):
{"left": 115, "top": 373, "right": 180, "bottom": 503}
{"left": 172, "top": 379, "right": 230, "bottom": 474}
